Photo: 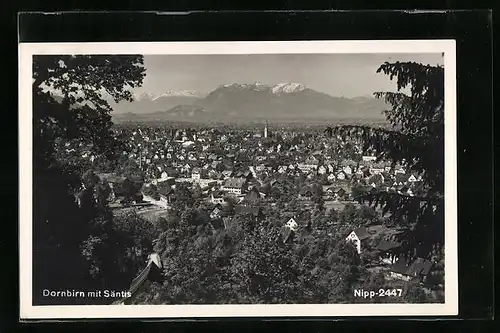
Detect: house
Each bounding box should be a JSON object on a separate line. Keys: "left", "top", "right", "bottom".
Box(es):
{"left": 222, "top": 170, "right": 233, "bottom": 178}
{"left": 334, "top": 187, "right": 347, "bottom": 200}
{"left": 255, "top": 164, "right": 266, "bottom": 172}
{"left": 113, "top": 253, "right": 164, "bottom": 305}
{"left": 368, "top": 174, "right": 385, "bottom": 188}
{"left": 398, "top": 185, "right": 410, "bottom": 195}
{"left": 374, "top": 239, "right": 402, "bottom": 265}
{"left": 210, "top": 193, "right": 225, "bottom": 205}
{"left": 345, "top": 227, "right": 371, "bottom": 254}
{"left": 191, "top": 167, "right": 201, "bottom": 180}
{"left": 210, "top": 206, "right": 222, "bottom": 220}
{"left": 327, "top": 173, "right": 336, "bottom": 181}
{"left": 357, "top": 165, "right": 371, "bottom": 178}
{"left": 369, "top": 163, "right": 385, "bottom": 175}
{"left": 297, "top": 158, "right": 319, "bottom": 172}
{"left": 277, "top": 165, "right": 287, "bottom": 174}
{"left": 157, "top": 185, "right": 174, "bottom": 204}
{"left": 163, "top": 168, "right": 179, "bottom": 179}
{"left": 285, "top": 217, "right": 299, "bottom": 231}
{"left": 341, "top": 160, "right": 357, "bottom": 175}
{"left": 325, "top": 186, "right": 336, "bottom": 196}
{"left": 362, "top": 155, "right": 377, "bottom": 162}
{"left": 407, "top": 174, "right": 419, "bottom": 183}
{"left": 336, "top": 171, "right": 347, "bottom": 180}
{"left": 243, "top": 188, "right": 261, "bottom": 204}
{"left": 394, "top": 165, "right": 406, "bottom": 174}
{"left": 318, "top": 165, "right": 327, "bottom": 175}
{"left": 298, "top": 186, "right": 314, "bottom": 200}
{"left": 388, "top": 257, "right": 433, "bottom": 282}
{"left": 342, "top": 165, "right": 353, "bottom": 175}
{"left": 326, "top": 186, "right": 346, "bottom": 200}
{"left": 222, "top": 178, "right": 247, "bottom": 195}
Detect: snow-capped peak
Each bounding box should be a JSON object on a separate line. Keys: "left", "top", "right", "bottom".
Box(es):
{"left": 271, "top": 82, "right": 307, "bottom": 94}
{"left": 133, "top": 92, "right": 156, "bottom": 101}
{"left": 152, "top": 90, "right": 201, "bottom": 100}
{"left": 221, "top": 83, "right": 246, "bottom": 88}
{"left": 217, "top": 82, "right": 308, "bottom": 94}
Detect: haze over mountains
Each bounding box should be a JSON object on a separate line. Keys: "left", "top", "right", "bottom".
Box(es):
{"left": 108, "top": 82, "right": 390, "bottom": 123}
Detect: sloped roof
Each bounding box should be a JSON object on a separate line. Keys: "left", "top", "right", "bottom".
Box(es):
{"left": 353, "top": 226, "right": 370, "bottom": 240}
{"left": 299, "top": 186, "right": 314, "bottom": 195}
{"left": 244, "top": 189, "right": 261, "bottom": 203}
{"left": 304, "top": 158, "right": 320, "bottom": 165}
{"left": 157, "top": 185, "right": 173, "bottom": 196}
{"left": 394, "top": 174, "right": 409, "bottom": 183}
{"left": 119, "top": 255, "right": 163, "bottom": 303}
{"left": 406, "top": 257, "right": 433, "bottom": 277}
{"left": 281, "top": 226, "right": 295, "bottom": 243}
{"left": 390, "top": 258, "right": 409, "bottom": 275}
{"left": 224, "top": 178, "right": 247, "bottom": 188}
{"left": 374, "top": 239, "right": 402, "bottom": 251}
{"left": 390, "top": 257, "right": 433, "bottom": 277}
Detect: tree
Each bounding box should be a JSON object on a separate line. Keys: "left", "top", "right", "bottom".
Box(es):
{"left": 143, "top": 183, "right": 160, "bottom": 201}
{"left": 32, "top": 55, "right": 146, "bottom": 303}
{"left": 33, "top": 55, "right": 145, "bottom": 165}
{"left": 351, "top": 182, "right": 369, "bottom": 202}
{"left": 170, "top": 183, "right": 194, "bottom": 210}
{"left": 327, "top": 207, "right": 338, "bottom": 223}
{"left": 229, "top": 227, "right": 302, "bottom": 303}
{"left": 326, "top": 61, "right": 444, "bottom": 259}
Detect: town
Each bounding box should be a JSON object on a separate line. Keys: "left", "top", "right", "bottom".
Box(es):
{"left": 54, "top": 120, "right": 443, "bottom": 304}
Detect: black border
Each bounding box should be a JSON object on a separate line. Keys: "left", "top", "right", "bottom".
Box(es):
{"left": 10, "top": 9, "right": 494, "bottom": 331}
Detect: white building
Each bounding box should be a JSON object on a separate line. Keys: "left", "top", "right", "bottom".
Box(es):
{"left": 285, "top": 217, "right": 299, "bottom": 232}
{"left": 222, "top": 178, "right": 247, "bottom": 195}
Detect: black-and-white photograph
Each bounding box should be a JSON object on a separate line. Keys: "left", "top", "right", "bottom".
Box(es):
{"left": 19, "top": 41, "right": 457, "bottom": 318}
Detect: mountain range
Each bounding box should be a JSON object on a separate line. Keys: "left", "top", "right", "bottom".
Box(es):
{"left": 107, "top": 82, "right": 389, "bottom": 123}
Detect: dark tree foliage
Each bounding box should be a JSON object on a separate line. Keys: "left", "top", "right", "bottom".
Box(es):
{"left": 32, "top": 55, "right": 146, "bottom": 304}
{"left": 325, "top": 62, "right": 445, "bottom": 258}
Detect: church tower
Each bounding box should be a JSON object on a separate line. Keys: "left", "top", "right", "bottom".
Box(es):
{"left": 264, "top": 120, "right": 268, "bottom": 138}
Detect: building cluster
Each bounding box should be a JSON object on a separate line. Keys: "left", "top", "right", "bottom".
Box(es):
{"left": 61, "top": 122, "right": 434, "bottom": 287}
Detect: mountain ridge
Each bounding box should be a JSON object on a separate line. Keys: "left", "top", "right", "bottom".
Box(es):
{"left": 49, "top": 82, "right": 389, "bottom": 122}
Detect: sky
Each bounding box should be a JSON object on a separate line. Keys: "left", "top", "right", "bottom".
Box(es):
{"left": 134, "top": 53, "right": 444, "bottom": 98}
